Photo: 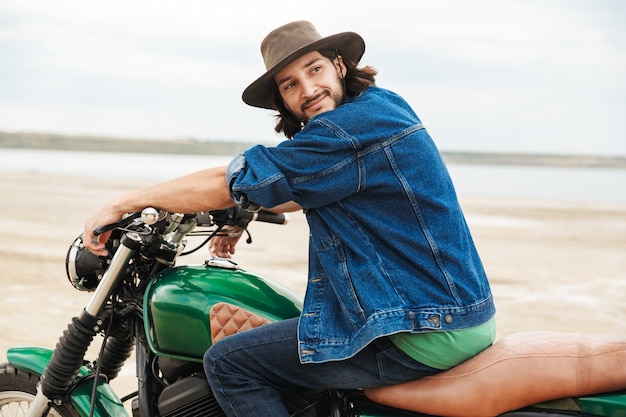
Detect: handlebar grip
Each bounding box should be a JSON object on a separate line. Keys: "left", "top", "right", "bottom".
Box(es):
{"left": 196, "top": 207, "right": 289, "bottom": 227}
{"left": 239, "top": 209, "right": 289, "bottom": 225}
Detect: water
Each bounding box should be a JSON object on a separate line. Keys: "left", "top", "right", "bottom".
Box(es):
{"left": 0, "top": 148, "right": 233, "bottom": 181}
{"left": 2, "top": 148, "right": 625, "bottom": 203}
{"left": 447, "top": 164, "right": 626, "bottom": 203}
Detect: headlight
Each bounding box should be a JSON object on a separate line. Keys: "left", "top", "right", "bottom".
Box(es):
{"left": 65, "top": 235, "right": 110, "bottom": 291}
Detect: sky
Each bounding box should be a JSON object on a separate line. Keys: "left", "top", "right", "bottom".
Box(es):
{"left": 1, "top": 0, "right": 625, "bottom": 156}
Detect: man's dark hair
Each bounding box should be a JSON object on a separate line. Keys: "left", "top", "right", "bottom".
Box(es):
{"left": 271, "top": 50, "right": 378, "bottom": 139}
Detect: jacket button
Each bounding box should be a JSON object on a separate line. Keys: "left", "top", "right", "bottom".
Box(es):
{"left": 445, "top": 314, "right": 453, "bottom": 324}
{"left": 429, "top": 316, "right": 440, "bottom": 325}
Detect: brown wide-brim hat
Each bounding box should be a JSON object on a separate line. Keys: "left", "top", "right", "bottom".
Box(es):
{"left": 242, "top": 21, "right": 365, "bottom": 110}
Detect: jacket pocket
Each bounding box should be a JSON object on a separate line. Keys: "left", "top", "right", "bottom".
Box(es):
{"left": 316, "top": 238, "right": 366, "bottom": 325}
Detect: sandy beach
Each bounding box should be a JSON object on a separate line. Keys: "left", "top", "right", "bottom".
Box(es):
{"left": 1, "top": 170, "right": 625, "bottom": 401}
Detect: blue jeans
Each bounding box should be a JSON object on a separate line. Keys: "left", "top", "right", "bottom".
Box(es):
{"left": 203, "top": 317, "right": 440, "bottom": 417}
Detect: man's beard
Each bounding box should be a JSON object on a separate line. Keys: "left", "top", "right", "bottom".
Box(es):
{"left": 299, "top": 88, "right": 344, "bottom": 123}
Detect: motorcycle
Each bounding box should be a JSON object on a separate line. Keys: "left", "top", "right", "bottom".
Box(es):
{"left": 1, "top": 205, "right": 625, "bottom": 417}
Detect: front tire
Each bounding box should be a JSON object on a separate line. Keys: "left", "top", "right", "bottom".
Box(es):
{"left": 0, "top": 362, "right": 80, "bottom": 417}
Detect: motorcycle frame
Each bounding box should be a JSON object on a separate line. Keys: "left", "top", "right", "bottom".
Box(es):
{"left": 6, "top": 209, "right": 626, "bottom": 417}
{"left": 9, "top": 344, "right": 626, "bottom": 417}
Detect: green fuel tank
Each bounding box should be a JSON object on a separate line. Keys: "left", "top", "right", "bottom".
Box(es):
{"left": 143, "top": 259, "right": 303, "bottom": 362}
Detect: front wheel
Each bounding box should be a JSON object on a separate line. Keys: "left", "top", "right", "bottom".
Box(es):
{"left": 0, "top": 362, "right": 80, "bottom": 417}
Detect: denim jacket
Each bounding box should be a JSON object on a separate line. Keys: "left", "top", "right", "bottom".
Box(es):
{"left": 228, "top": 86, "right": 495, "bottom": 364}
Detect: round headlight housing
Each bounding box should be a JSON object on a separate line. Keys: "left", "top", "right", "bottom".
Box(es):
{"left": 65, "top": 235, "right": 111, "bottom": 291}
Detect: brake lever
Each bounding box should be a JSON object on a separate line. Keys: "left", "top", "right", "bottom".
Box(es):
{"left": 93, "top": 212, "right": 142, "bottom": 236}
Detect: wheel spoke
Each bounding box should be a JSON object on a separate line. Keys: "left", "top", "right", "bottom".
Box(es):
{"left": 0, "top": 392, "right": 62, "bottom": 417}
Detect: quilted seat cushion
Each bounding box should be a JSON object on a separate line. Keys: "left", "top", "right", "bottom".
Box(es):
{"left": 365, "top": 331, "right": 626, "bottom": 417}
{"left": 209, "top": 302, "right": 272, "bottom": 343}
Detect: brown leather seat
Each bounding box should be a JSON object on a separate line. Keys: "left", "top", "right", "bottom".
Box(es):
{"left": 364, "top": 331, "right": 626, "bottom": 417}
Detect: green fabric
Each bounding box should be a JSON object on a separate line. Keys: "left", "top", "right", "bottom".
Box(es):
{"left": 390, "top": 317, "right": 496, "bottom": 370}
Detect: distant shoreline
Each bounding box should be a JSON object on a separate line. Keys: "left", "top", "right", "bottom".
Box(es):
{"left": 2, "top": 131, "right": 625, "bottom": 169}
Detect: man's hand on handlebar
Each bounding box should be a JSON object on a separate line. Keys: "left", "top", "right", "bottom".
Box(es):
{"left": 83, "top": 206, "right": 126, "bottom": 257}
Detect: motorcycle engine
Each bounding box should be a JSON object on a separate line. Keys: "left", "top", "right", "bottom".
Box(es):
{"left": 157, "top": 374, "right": 225, "bottom": 417}
{"left": 156, "top": 373, "right": 330, "bottom": 417}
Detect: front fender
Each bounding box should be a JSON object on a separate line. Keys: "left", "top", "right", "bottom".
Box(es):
{"left": 7, "top": 346, "right": 129, "bottom": 417}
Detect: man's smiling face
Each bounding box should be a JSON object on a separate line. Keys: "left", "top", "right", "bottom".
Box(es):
{"left": 274, "top": 51, "right": 347, "bottom": 122}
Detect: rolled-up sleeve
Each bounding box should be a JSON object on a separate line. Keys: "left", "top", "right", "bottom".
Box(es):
{"left": 226, "top": 153, "right": 261, "bottom": 212}
{"left": 227, "top": 145, "right": 299, "bottom": 210}
{"left": 226, "top": 153, "right": 246, "bottom": 182}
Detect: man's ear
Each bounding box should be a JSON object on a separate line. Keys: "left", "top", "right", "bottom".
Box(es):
{"left": 335, "top": 55, "right": 347, "bottom": 78}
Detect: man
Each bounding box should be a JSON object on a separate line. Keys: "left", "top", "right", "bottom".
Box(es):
{"left": 84, "top": 21, "right": 495, "bottom": 417}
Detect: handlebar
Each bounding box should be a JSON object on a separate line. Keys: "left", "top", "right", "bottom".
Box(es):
{"left": 94, "top": 206, "right": 288, "bottom": 237}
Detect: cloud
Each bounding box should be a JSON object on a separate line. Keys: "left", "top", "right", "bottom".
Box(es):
{"left": 0, "top": 0, "right": 625, "bottom": 154}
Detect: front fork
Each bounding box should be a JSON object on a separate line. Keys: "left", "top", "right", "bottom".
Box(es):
{"left": 25, "top": 232, "right": 142, "bottom": 417}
